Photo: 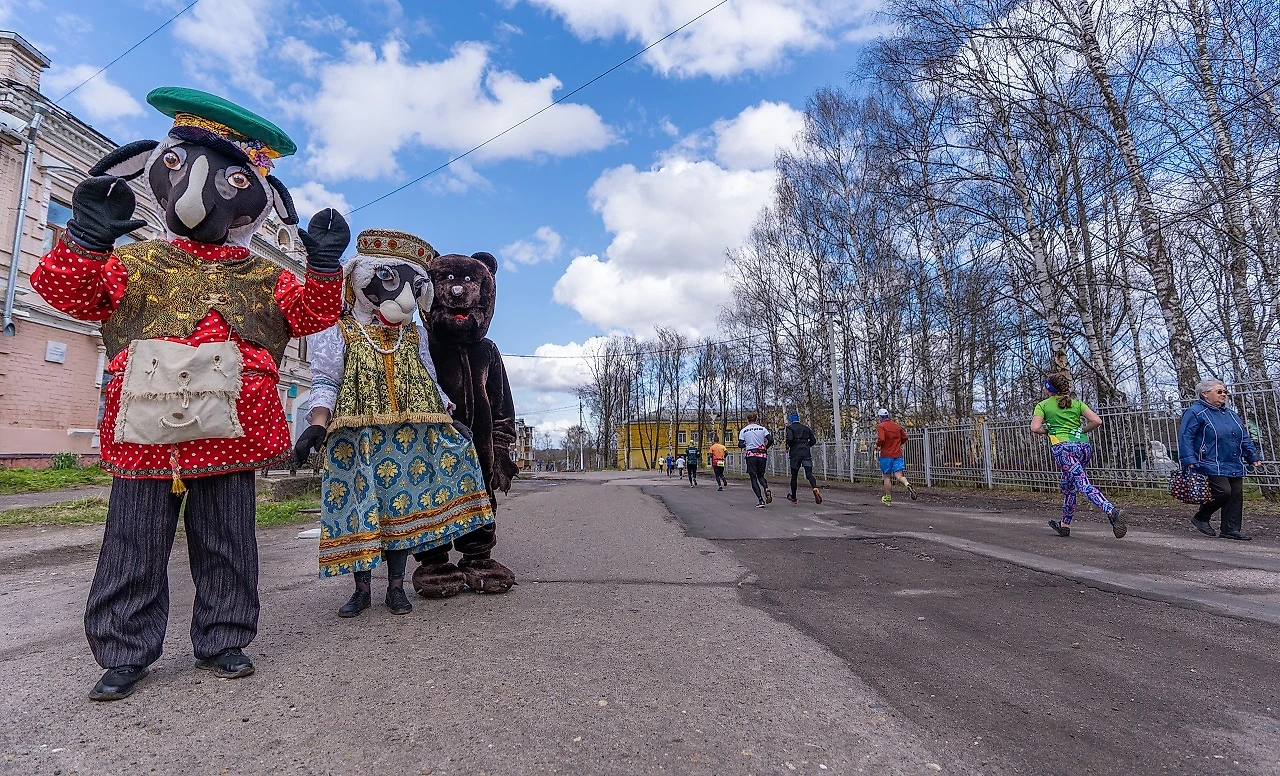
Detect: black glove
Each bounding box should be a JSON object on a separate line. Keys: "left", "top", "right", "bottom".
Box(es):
{"left": 294, "top": 424, "right": 327, "bottom": 467}
{"left": 66, "top": 176, "right": 147, "bottom": 253}
{"left": 297, "top": 208, "right": 350, "bottom": 274}
{"left": 451, "top": 420, "right": 474, "bottom": 440}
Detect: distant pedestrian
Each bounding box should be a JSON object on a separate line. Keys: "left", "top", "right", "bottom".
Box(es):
{"left": 739, "top": 412, "right": 774, "bottom": 507}
{"left": 1031, "top": 375, "right": 1126, "bottom": 539}
{"left": 784, "top": 412, "right": 821, "bottom": 504}
{"left": 709, "top": 438, "right": 728, "bottom": 490}
{"left": 875, "top": 408, "right": 916, "bottom": 504}
{"left": 676, "top": 456, "right": 685, "bottom": 479}
{"left": 1179, "top": 379, "right": 1261, "bottom": 541}
{"left": 686, "top": 445, "right": 700, "bottom": 486}
{"left": 666, "top": 454, "right": 675, "bottom": 477}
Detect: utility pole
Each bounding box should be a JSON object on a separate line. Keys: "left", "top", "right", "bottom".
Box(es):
{"left": 828, "top": 301, "right": 843, "bottom": 478}
{"left": 579, "top": 400, "right": 586, "bottom": 472}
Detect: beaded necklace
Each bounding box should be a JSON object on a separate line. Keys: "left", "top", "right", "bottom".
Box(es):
{"left": 353, "top": 318, "right": 405, "bottom": 355}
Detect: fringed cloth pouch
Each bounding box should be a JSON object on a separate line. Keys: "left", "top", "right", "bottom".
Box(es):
{"left": 115, "top": 339, "right": 245, "bottom": 445}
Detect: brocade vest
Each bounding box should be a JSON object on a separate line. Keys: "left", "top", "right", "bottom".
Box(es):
{"left": 99, "top": 240, "right": 290, "bottom": 362}
{"left": 330, "top": 316, "right": 452, "bottom": 432}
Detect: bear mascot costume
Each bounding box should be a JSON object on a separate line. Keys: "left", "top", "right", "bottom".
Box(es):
{"left": 31, "top": 87, "right": 348, "bottom": 701}
{"left": 292, "top": 229, "right": 496, "bottom": 616}
{"left": 411, "top": 251, "right": 521, "bottom": 597}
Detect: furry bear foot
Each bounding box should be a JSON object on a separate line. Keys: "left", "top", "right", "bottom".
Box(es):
{"left": 411, "top": 562, "right": 467, "bottom": 599}
{"left": 459, "top": 558, "right": 515, "bottom": 594}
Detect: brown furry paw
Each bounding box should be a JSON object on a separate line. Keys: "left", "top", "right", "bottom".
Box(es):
{"left": 411, "top": 562, "right": 467, "bottom": 599}
{"left": 458, "top": 558, "right": 515, "bottom": 594}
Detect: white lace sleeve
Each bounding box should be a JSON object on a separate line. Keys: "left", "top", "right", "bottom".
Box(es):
{"left": 418, "top": 325, "right": 454, "bottom": 412}
{"left": 305, "top": 326, "right": 345, "bottom": 423}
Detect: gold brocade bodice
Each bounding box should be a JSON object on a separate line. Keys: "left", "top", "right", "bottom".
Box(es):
{"left": 100, "top": 240, "right": 290, "bottom": 362}
{"left": 330, "top": 316, "right": 451, "bottom": 431}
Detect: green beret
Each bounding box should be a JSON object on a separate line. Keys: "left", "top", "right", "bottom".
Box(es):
{"left": 146, "top": 86, "right": 297, "bottom": 158}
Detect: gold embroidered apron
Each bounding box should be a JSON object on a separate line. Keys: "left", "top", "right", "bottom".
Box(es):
{"left": 329, "top": 317, "right": 452, "bottom": 431}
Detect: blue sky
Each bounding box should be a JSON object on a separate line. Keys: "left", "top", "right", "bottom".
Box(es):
{"left": 5, "top": 0, "right": 881, "bottom": 439}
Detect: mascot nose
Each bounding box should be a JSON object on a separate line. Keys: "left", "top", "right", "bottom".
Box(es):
{"left": 175, "top": 154, "right": 210, "bottom": 229}
{"left": 451, "top": 285, "right": 464, "bottom": 297}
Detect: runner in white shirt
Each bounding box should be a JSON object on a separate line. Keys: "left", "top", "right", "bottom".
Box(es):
{"left": 737, "top": 412, "right": 774, "bottom": 507}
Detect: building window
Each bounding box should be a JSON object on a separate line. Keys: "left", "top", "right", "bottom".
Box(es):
{"left": 690, "top": 431, "right": 699, "bottom": 444}
{"left": 297, "top": 335, "right": 309, "bottom": 362}
{"left": 726, "top": 428, "right": 735, "bottom": 440}
{"left": 43, "top": 199, "right": 72, "bottom": 252}
{"left": 677, "top": 431, "right": 686, "bottom": 444}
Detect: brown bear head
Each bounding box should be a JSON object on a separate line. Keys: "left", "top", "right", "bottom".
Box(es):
{"left": 427, "top": 251, "right": 498, "bottom": 343}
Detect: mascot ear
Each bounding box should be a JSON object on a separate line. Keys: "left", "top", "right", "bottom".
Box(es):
{"left": 88, "top": 139, "right": 160, "bottom": 180}
{"left": 471, "top": 251, "right": 498, "bottom": 276}
{"left": 265, "top": 175, "right": 300, "bottom": 225}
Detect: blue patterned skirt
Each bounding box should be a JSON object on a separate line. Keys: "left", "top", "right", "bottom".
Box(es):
{"left": 318, "top": 422, "right": 495, "bottom": 577}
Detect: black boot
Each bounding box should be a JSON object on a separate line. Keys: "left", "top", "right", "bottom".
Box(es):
{"left": 89, "top": 665, "right": 150, "bottom": 701}
{"left": 340, "top": 571, "right": 372, "bottom": 617}
{"left": 194, "top": 648, "right": 255, "bottom": 679}
{"left": 385, "top": 549, "right": 413, "bottom": 614}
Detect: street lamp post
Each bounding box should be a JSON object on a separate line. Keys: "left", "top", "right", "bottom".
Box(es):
{"left": 828, "top": 302, "right": 843, "bottom": 479}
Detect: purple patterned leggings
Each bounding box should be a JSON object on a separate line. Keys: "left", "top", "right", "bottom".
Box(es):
{"left": 1051, "top": 442, "right": 1114, "bottom": 525}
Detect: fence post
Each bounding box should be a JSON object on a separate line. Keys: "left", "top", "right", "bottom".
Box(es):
{"left": 849, "top": 435, "right": 856, "bottom": 483}
{"left": 822, "top": 443, "right": 829, "bottom": 481}
{"left": 923, "top": 427, "right": 932, "bottom": 488}
{"left": 981, "top": 421, "right": 994, "bottom": 489}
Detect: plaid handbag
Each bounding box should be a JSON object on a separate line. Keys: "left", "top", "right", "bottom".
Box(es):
{"left": 1168, "top": 470, "right": 1210, "bottom": 504}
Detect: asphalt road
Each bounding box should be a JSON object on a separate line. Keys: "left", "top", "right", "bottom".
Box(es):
{"left": 2, "top": 472, "right": 950, "bottom": 776}
{"left": 4, "top": 470, "right": 1278, "bottom": 775}
{"left": 649, "top": 475, "right": 1280, "bottom": 775}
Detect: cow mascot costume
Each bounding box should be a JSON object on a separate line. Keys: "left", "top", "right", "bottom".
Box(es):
{"left": 411, "top": 251, "right": 520, "bottom": 597}
{"left": 293, "top": 229, "right": 495, "bottom": 616}
{"left": 31, "top": 87, "right": 348, "bottom": 701}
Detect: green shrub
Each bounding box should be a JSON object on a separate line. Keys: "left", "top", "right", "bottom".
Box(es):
{"left": 51, "top": 452, "right": 82, "bottom": 470}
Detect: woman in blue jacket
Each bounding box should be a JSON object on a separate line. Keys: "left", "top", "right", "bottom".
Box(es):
{"left": 1178, "top": 379, "right": 1262, "bottom": 540}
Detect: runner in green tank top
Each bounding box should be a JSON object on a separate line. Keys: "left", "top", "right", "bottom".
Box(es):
{"left": 1030, "top": 374, "right": 1127, "bottom": 539}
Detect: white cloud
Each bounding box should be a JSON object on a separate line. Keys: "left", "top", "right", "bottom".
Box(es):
{"left": 512, "top": 0, "right": 882, "bottom": 78}
{"left": 279, "top": 37, "right": 324, "bottom": 71}
{"left": 54, "top": 13, "right": 93, "bottom": 39}
{"left": 171, "top": 0, "right": 275, "bottom": 92}
{"left": 43, "top": 66, "right": 145, "bottom": 123}
{"left": 296, "top": 40, "right": 615, "bottom": 181}
{"left": 501, "top": 226, "right": 564, "bottom": 272}
{"left": 504, "top": 339, "right": 600, "bottom": 395}
{"left": 712, "top": 100, "right": 805, "bottom": 170}
{"left": 553, "top": 102, "right": 800, "bottom": 334}
{"left": 288, "top": 181, "right": 352, "bottom": 221}
{"left": 659, "top": 117, "right": 680, "bottom": 137}
{"left": 421, "top": 159, "right": 492, "bottom": 196}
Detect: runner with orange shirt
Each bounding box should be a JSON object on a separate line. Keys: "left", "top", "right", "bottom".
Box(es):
{"left": 875, "top": 408, "right": 916, "bottom": 504}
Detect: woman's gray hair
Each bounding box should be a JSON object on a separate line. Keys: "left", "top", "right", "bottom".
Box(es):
{"left": 1195, "top": 378, "right": 1226, "bottom": 397}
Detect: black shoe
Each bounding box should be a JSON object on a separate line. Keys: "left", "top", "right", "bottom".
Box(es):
{"left": 786, "top": 493, "right": 797, "bottom": 504}
{"left": 194, "top": 648, "right": 254, "bottom": 679}
{"left": 385, "top": 586, "right": 413, "bottom": 614}
{"left": 338, "top": 588, "right": 372, "bottom": 617}
{"left": 1111, "top": 507, "right": 1128, "bottom": 539}
{"left": 906, "top": 482, "right": 917, "bottom": 501}
{"left": 89, "top": 665, "right": 150, "bottom": 701}
{"left": 1219, "top": 531, "right": 1252, "bottom": 541}
{"left": 717, "top": 486, "right": 722, "bottom": 491}
{"left": 1191, "top": 518, "right": 1216, "bottom": 536}
{"left": 756, "top": 501, "right": 766, "bottom": 508}
{"left": 1048, "top": 520, "right": 1070, "bottom": 537}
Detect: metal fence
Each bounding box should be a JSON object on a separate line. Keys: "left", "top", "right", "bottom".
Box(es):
{"left": 725, "top": 381, "right": 1280, "bottom": 494}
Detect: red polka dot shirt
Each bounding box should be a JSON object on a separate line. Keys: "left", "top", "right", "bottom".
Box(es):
{"left": 31, "top": 237, "right": 342, "bottom": 480}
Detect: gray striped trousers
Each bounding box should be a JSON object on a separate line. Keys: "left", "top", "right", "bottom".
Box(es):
{"left": 85, "top": 471, "right": 259, "bottom": 668}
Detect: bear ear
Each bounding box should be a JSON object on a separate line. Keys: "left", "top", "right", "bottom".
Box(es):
{"left": 471, "top": 251, "right": 498, "bottom": 275}
{"left": 88, "top": 139, "right": 161, "bottom": 180}
{"left": 265, "top": 175, "right": 300, "bottom": 225}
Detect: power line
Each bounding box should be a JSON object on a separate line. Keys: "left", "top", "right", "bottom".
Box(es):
{"left": 52, "top": 0, "right": 202, "bottom": 105}
{"left": 345, "top": 0, "right": 732, "bottom": 216}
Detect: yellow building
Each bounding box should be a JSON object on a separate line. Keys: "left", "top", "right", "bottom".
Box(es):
{"left": 615, "top": 416, "right": 752, "bottom": 470}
